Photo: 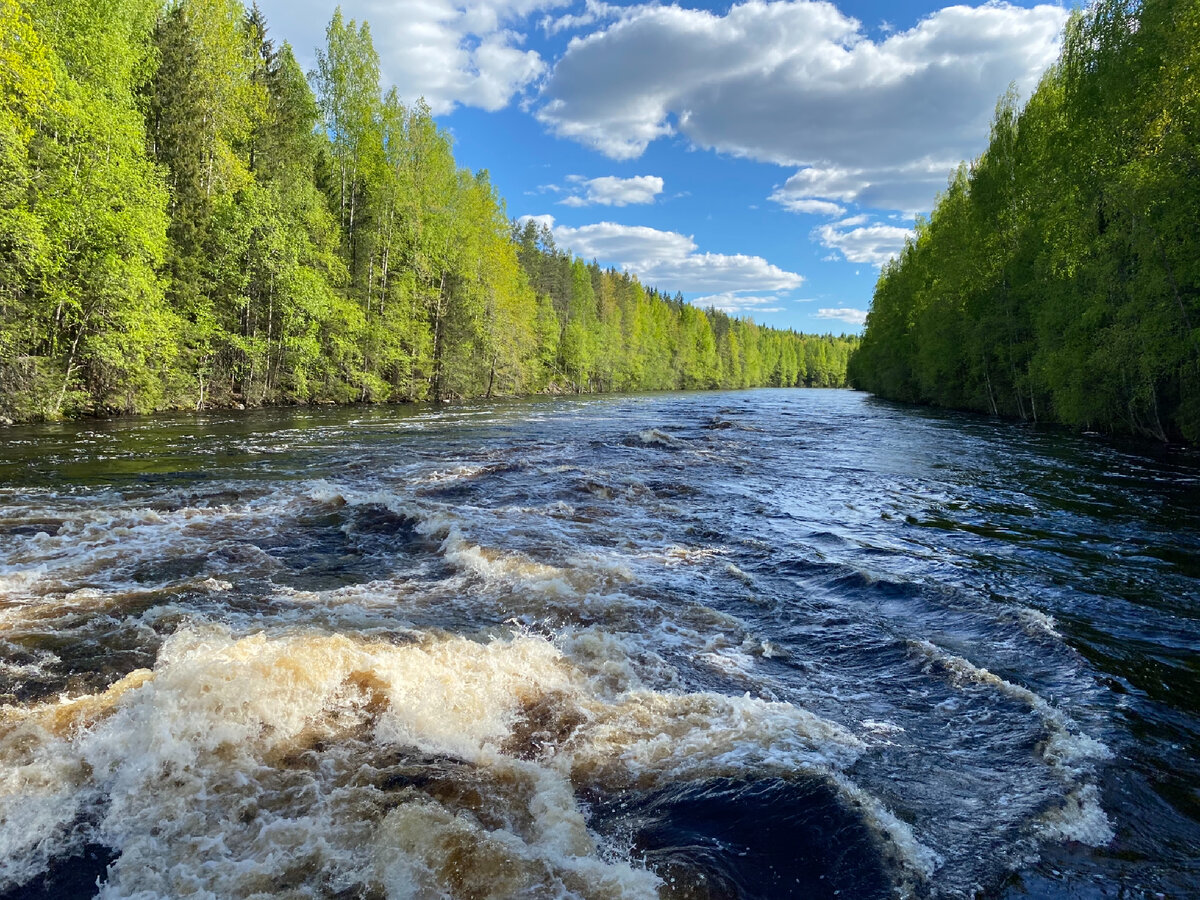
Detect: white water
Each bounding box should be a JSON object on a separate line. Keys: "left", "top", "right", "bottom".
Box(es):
{"left": 2, "top": 390, "right": 1192, "bottom": 899}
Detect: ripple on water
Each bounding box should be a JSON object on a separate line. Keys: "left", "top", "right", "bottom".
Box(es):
{"left": 0, "top": 390, "right": 1197, "bottom": 898}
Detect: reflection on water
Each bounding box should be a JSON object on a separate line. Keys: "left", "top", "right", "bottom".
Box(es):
{"left": 0, "top": 390, "right": 1197, "bottom": 898}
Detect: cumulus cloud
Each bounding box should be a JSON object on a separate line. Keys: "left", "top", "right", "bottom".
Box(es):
{"left": 816, "top": 307, "right": 868, "bottom": 326}
{"left": 771, "top": 196, "right": 846, "bottom": 217}
{"left": 540, "top": 0, "right": 623, "bottom": 35}
{"left": 538, "top": 1, "right": 1067, "bottom": 211}
{"left": 693, "top": 293, "right": 786, "bottom": 315}
{"left": 559, "top": 174, "right": 664, "bottom": 207}
{"left": 521, "top": 216, "right": 805, "bottom": 295}
{"left": 815, "top": 222, "right": 913, "bottom": 266}
{"left": 771, "top": 159, "right": 961, "bottom": 213}
{"left": 255, "top": 0, "right": 568, "bottom": 115}
{"left": 519, "top": 213, "right": 558, "bottom": 232}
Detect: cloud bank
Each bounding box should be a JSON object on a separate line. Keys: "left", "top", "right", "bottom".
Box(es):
{"left": 537, "top": 1, "right": 1067, "bottom": 211}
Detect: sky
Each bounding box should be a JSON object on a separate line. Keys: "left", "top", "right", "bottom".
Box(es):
{"left": 254, "top": 0, "right": 1071, "bottom": 334}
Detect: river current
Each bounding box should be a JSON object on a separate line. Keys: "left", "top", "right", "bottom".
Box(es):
{"left": 0, "top": 389, "right": 1196, "bottom": 899}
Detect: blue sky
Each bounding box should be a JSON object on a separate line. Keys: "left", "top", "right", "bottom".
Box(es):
{"left": 256, "top": 0, "right": 1070, "bottom": 334}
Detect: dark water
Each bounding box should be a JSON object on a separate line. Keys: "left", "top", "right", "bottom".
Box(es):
{"left": 0, "top": 389, "right": 1196, "bottom": 899}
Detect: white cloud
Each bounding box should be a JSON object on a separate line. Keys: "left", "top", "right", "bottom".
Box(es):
{"left": 526, "top": 216, "right": 805, "bottom": 295}
{"left": 540, "top": 0, "right": 623, "bottom": 35}
{"left": 550, "top": 220, "right": 697, "bottom": 263}
{"left": 517, "top": 213, "right": 558, "bottom": 232}
{"left": 815, "top": 222, "right": 913, "bottom": 266}
{"left": 693, "top": 293, "right": 786, "bottom": 314}
{"left": 771, "top": 158, "right": 958, "bottom": 213}
{"left": 538, "top": 1, "right": 1067, "bottom": 211}
{"left": 771, "top": 196, "right": 846, "bottom": 217}
{"left": 559, "top": 174, "right": 664, "bottom": 207}
{"left": 816, "top": 307, "right": 868, "bottom": 326}
{"left": 773, "top": 166, "right": 870, "bottom": 203}
{"left": 256, "top": 0, "right": 568, "bottom": 115}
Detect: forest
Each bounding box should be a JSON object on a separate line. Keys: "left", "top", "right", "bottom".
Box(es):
{"left": 0, "top": 0, "right": 856, "bottom": 423}
{"left": 848, "top": 0, "right": 1199, "bottom": 443}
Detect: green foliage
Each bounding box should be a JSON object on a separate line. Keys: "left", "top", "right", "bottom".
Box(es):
{"left": 509, "top": 228, "right": 857, "bottom": 395}
{"left": 850, "top": 0, "right": 1200, "bottom": 443}
{"left": 0, "top": 0, "right": 854, "bottom": 422}
{"left": 1, "top": 0, "right": 175, "bottom": 420}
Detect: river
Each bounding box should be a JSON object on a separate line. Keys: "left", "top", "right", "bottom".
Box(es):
{"left": 0, "top": 389, "right": 1196, "bottom": 899}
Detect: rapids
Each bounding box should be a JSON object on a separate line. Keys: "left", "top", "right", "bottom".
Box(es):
{"left": 0, "top": 389, "right": 1196, "bottom": 899}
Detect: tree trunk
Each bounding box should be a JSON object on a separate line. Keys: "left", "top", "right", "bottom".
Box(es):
{"left": 983, "top": 363, "right": 999, "bottom": 416}
{"left": 431, "top": 272, "right": 447, "bottom": 402}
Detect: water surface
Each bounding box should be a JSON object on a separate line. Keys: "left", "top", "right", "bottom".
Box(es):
{"left": 0, "top": 389, "right": 1196, "bottom": 898}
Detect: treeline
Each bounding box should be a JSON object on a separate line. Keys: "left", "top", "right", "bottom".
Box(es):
{"left": 848, "top": 0, "right": 1199, "bottom": 443}
{"left": 513, "top": 221, "right": 857, "bottom": 393}
{"left": 0, "top": 0, "right": 853, "bottom": 423}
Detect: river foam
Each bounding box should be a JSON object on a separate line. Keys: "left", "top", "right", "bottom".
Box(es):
{"left": 0, "top": 624, "right": 888, "bottom": 898}
{"left": 2, "top": 391, "right": 1172, "bottom": 898}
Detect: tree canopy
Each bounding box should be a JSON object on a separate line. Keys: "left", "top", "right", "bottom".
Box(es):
{"left": 849, "top": 0, "right": 1200, "bottom": 443}
{"left": 0, "top": 0, "right": 855, "bottom": 422}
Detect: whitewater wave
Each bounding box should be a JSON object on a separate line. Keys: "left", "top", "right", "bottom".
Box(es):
{"left": 911, "top": 639, "right": 1114, "bottom": 846}
{"left": 0, "top": 625, "right": 897, "bottom": 898}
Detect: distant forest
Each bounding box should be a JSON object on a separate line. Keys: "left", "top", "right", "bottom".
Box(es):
{"left": 0, "top": 0, "right": 856, "bottom": 423}
{"left": 848, "top": 0, "right": 1199, "bottom": 443}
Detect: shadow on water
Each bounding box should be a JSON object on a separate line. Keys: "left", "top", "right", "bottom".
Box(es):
{"left": 0, "top": 845, "right": 116, "bottom": 900}
{"left": 588, "top": 777, "right": 893, "bottom": 900}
